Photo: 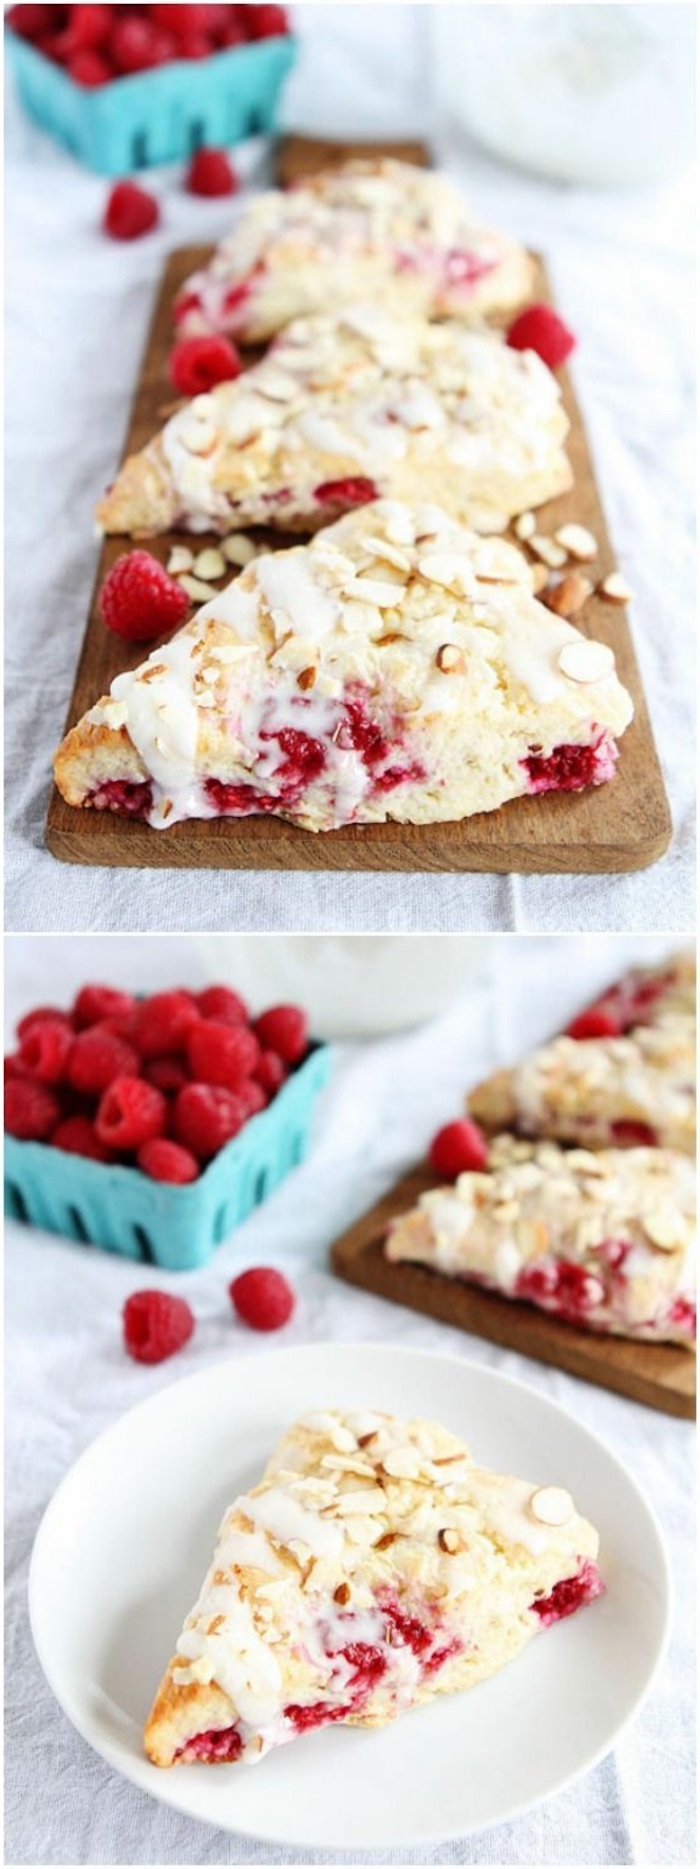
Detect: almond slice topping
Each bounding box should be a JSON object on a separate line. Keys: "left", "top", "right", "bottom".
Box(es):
{"left": 554, "top": 522, "right": 598, "bottom": 561}
{"left": 436, "top": 643, "right": 466, "bottom": 674}
{"left": 529, "top": 1486, "right": 574, "bottom": 1526}
{"left": 558, "top": 640, "right": 615, "bottom": 683}
{"left": 599, "top": 571, "right": 633, "bottom": 604}
{"left": 544, "top": 573, "right": 593, "bottom": 618}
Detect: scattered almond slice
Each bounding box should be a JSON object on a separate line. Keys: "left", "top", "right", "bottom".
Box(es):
{"left": 436, "top": 643, "right": 466, "bottom": 674}
{"left": 178, "top": 574, "right": 220, "bottom": 603}
{"left": 558, "top": 641, "right": 615, "bottom": 684}
{"left": 167, "top": 545, "right": 194, "bottom": 575}
{"left": 543, "top": 572, "right": 593, "bottom": 618}
{"left": 514, "top": 511, "right": 536, "bottom": 542}
{"left": 193, "top": 547, "right": 226, "bottom": 581}
{"left": 358, "top": 535, "right": 413, "bottom": 574}
{"left": 221, "top": 532, "right": 257, "bottom": 566}
{"left": 530, "top": 1487, "right": 574, "bottom": 1527}
{"left": 529, "top": 534, "right": 568, "bottom": 569}
{"left": 554, "top": 522, "right": 598, "bottom": 562}
{"left": 599, "top": 571, "right": 633, "bottom": 605}
{"left": 530, "top": 565, "right": 550, "bottom": 595}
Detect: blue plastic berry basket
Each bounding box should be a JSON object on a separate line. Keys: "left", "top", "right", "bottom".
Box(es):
{"left": 6, "top": 30, "right": 297, "bottom": 177}
{"left": 4, "top": 1041, "right": 330, "bottom": 1271}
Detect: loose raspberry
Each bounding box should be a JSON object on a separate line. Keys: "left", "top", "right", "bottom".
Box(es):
{"left": 168, "top": 334, "right": 242, "bottom": 397}
{"left": 100, "top": 550, "right": 189, "bottom": 642}
{"left": 96, "top": 1077, "right": 167, "bottom": 1150}
{"left": 66, "top": 5, "right": 113, "bottom": 49}
{"left": 230, "top": 1266, "right": 295, "bottom": 1331}
{"left": 186, "top": 1019, "right": 260, "bottom": 1090}
{"left": 196, "top": 985, "right": 248, "bottom": 1026}
{"left": 174, "top": 1082, "right": 247, "bottom": 1160}
{"left": 566, "top": 1006, "right": 623, "bottom": 1040}
{"left": 123, "top": 1289, "right": 195, "bottom": 1364}
{"left": 506, "top": 304, "right": 576, "bottom": 371}
{"left": 18, "top": 1019, "right": 73, "bottom": 1084}
{"left": 5, "top": 1078, "right": 59, "bottom": 1141}
{"left": 67, "top": 1027, "right": 139, "bottom": 1096}
{"left": 103, "top": 180, "right": 160, "bottom": 242}
{"left": 73, "top": 984, "right": 137, "bottom": 1030}
{"left": 16, "top": 1005, "right": 72, "bottom": 1041}
{"left": 238, "top": 1078, "right": 266, "bottom": 1118}
{"left": 255, "top": 1049, "right": 286, "bottom": 1098}
{"left": 186, "top": 147, "right": 239, "bottom": 197}
{"left": 68, "top": 48, "right": 111, "bottom": 84}
{"left": 133, "top": 990, "right": 198, "bottom": 1058}
{"left": 144, "top": 1055, "right": 189, "bottom": 1095}
{"left": 7, "top": 6, "right": 54, "bottom": 41}
{"left": 246, "top": 5, "right": 289, "bottom": 39}
{"left": 52, "top": 1115, "right": 114, "bottom": 1161}
{"left": 253, "top": 1005, "right": 308, "bottom": 1066}
{"left": 137, "top": 1137, "right": 200, "bottom": 1183}
{"left": 429, "top": 1119, "right": 488, "bottom": 1179}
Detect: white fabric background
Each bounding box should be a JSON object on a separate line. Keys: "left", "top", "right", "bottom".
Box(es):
{"left": 4, "top": 932, "right": 695, "bottom": 1866}
{"left": 4, "top": 5, "right": 696, "bottom": 934}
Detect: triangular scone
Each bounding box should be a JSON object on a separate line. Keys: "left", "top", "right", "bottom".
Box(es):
{"left": 470, "top": 953, "right": 696, "bottom": 1156}
{"left": 144, "top": 1409, "right": 603, "bottom": 1768}
{"left": 96, "top": 309, "right": 571, "bottom": 539}
{"left": 386, "top": 1138, "right": 696, "bottom": 1348}
{"left": 174, "top": 158, "right": 535, "bottom": 345}
{"left": 54, "top": 501, "right": 633, "bottom": 833}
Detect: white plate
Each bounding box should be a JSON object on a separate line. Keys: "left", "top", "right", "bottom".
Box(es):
{"left": 29, "top": 1343, "right": 670, "bottom": 1851}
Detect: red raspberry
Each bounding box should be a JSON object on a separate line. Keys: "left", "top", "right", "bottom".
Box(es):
{"left": 144, "top": 1055, "right": 189, "bottom": 1095}
{"left": 96, "top": 1078, "right": 167, "bottom": 1150}
{"left": 7, "top": 6, "right": 55, "bottom": 41}
{"left": 506, "top": 304, "right": 576, "bottom": 371}
{"left": 66, "top": 5, "right": 113, "bottom": 49}
{"left": 68, "top": 48, "right": 111, "bottom": 85}
{"left": 178, "top": 34, "right": 211, "bottom": 58}
{"left": 255, "top": 1049, "right": 286, "bottom": 1098}
{"left": 253, "top": 1005, "right": 308, "bottom": 1065}
{"left": 196, "top": 985, "right": 248, "bottom": 1026}
{"left": 137, "top": 1137, "right": 200, "bottom": 1183}
{"left": 110, "top": 15, "right": 164, "bottom": 71}
{"left": 230, "top": 1266, "right": 295, "bottom": 1331}
{"left": 238, "top": 1078, "right": 266, "bottom": 1118}
{"left": 186, "top": 1019, "right": 259, "bottom": 1090}
{"left": 610, "top": 1119, "right": 657, "bottom": 1147}
{"left": 123, "top": 1289, "right": 195, "bottom": 1364}
{"left": 168, "top": 334, "right": 242, "bottom": 397}
{"left": 5, "top": 1078, "right": 59, "bottom": 1141}
{"left": 186, "top": 147, "right": 239, "bottom": 197}
{"left": 246, "top": 5, "right": 289, "bottom": 39}
{"left": 566, "top": 1006, "right": 623, "bottom": 1040}
{"left": 148, "top": 4, "right": 209, "bottom": 35}
{"left": 100, "top": 550, "right": 189, "bottom": 643}
{"left": 16, "top": 1005, "right": 72, "bottom": 1041}
{"left": 5, "top": 1055, "right": 29, "bottom": 1082}
{"left": 52, "top": 1115, "right": 114, "bottom": 1162}
{"left": 103, "top": 181, "right": 160, "bottom": 242}
{"left": 18, "top": 1019, "right": 73, "bottom": 1084}
{"left": 73, "top": 984, "right": 137, "bottom": 1030}
{"left": 67, "top": 1027, "right": 139, "bottom": 1096}
{"left": 429, "top": 1119, "right": 488, "bottom": 1179}
{"left": 133, "top": 991, "right": 198, "bottom": 1058}
{"left": 220, "top": 21, "right": 246, "bottom": 49}
{"left": 174, "top": 1082, "right": 247, "bottom": 1159}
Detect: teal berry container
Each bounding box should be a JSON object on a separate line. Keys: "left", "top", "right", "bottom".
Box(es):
{"left": 4, "top": 1041, "right": 331, "bottom": 1271}
{"left": 6, "top": 30, "right": 297, "bottom": 176}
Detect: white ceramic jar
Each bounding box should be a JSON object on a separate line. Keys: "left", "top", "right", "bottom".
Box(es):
{"left": 198, "top": 936, "right": 492, "bottom": 1039}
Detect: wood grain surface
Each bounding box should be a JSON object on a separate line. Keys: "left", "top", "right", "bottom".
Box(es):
{"left": 45, "top": 141, "right": 671, "bottom": 874}
{"left": 331, "top": 1163, "right": 695, "bottom": 1420}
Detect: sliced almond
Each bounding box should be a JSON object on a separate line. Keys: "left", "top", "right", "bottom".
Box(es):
{"left": 436, "top": 643, "right": 466, "bottom": 675}
{"left": 417, "top": 551, "right": 469, "bottom": 591}
{"left": 644, "top": 1205, "right": 684, "bottom": 1251}
{"left": 529, "top": 534, "right": 568, "bottom": 569}
{"left": 599, "top": 571, "right": 633, "bottom": 605}
{"left": 529, "top": 1486, "right": 574, "bottom": 1527}
{"left": 178, "top": 574, "right": 219, "bottom": 603}
{"left": 221, "top": 532, "right": 257, "bottom": 567}
{"left": 359, "top": 534, "right": 413, "bottom": 574}
{"left": 514, "top": 510, "right": 536, "bottom": 541}
{"left": 178, "top": 419, "right": 217, "bottom": 455}
{"left": 438, "top": 1528, "right": 460, "bottom": 1553}
{"left": 554, "top": 522, "right": 598, "bottom": 562}
{"left": 167, "top": 545, "right": 194, "bottom": 575}
{"left": 193, "top": 547, "right": 226, "bottom": 582}
{"left": 297, "top": 665, "right": 317, "bottom": 692}
{"left": 531, "top": 564, "right": 550, "bottom": 595}
{"left": 558, "top": 640, "right": 615, "bottom": 684}
{"left": 382, "top": 1446, "right": 422, "bottom": 1480}
{"left": 374, "top": 1531, "right": 398, "bottom": 1550}
{"left": 342, "top": 576, "right": 402, "bottom": 607}
{"left": 333, "top": 1582, "right": 351, "bottom": 1605}
{"left": 543, "top": 573, "right": 593, "bottom": 618}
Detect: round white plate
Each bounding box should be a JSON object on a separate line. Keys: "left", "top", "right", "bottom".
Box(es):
{"left": 29, "top": 1343, "right": 670, "bottom": 1851}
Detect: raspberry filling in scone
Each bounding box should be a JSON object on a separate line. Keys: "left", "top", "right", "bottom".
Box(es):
{"left": 96, "top": 308, "right": 571, "bottom": 540}
{"left": 54, "top": 500, "right": 633, "bottom": 834}
{"left": 144, "top": 1409, "right": 603, "bottom": 1768}
{"left": 385, "top": 1137, "right": 696, "bottom": 1348}
{"left": 173, "top": 158, "right": 535, "bottom": 345}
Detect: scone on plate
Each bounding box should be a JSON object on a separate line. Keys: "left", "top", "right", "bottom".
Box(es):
{"left": 144, "top": 1408, "right": 603, "bottom": 1767}
{"left": 386, "top": 1137, "right": 696, "bottom": 1349}
{"left": 174, "top": 158, "right": 535, "bottom": 344}
{"left": 96, "top": 309, "right": 572, "bottom": 539}
{"left": 470, "top": 954, "right": 695, "bottom": 1156}
{"left": 54, "top": 501, "right": 633, "bottom": 833}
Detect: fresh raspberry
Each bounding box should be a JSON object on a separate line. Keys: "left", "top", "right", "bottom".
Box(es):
{"left": 566, "top": 1005, "right": 623, "bottom": 1040}
{"left": 238, "top": 1078, "right": 266, "bottom": 1118}
{"left": 429, "top": 1119, "right": 488, "bottom": 1179}
{"left": 5, "top": 1055, "right": 28, "bottom": 1082}
{"left": 5, "top": 1078, "right": 59, "bottom": 1141}
{"left": 68, "top": 48, "right": 111, "bottom": 85}
{"left": 16, "top": 1005, "right": 72, "bottom": 1041}
{"left": 52, "top": 1115, "right": 114, "bottom": 1162}
{"left": 132, "top": 990, "right": 198, "bottom": 1059}
{"left": 196, "top": 984, "right": 248, "bottom": 1026}
{"left": 123, "top": 1289, "right": 195, "bottom": 1364}
{"left": 178, "top": 33, "right": 211, "bottom": 58}
{"left": 168, "top": 334, "right": 242, "bottom": 397}
{"left": 73, "top": 984, "right": 137, "bottom": 1030}
{"left": 173, "top": 1082, "right": 247, "bottom": 1160}
{"left": 246, "top": 5, "right": 289, "bottom": 39}
{"left": 103, "top": 180, "right": 160, "bottom": 242}
{"left": 67, "top": 1026, "right": 139, "bottom": 1096}
{"left": 253, "top": 1005, "right": 308, "bottom": 1065}
{"left": 186, "top": 147, "right": 239, "bottom": 197}
{"left": 66, "top": 5, "right": 113, "bottom": 47}
{"left": 148, "top": 4, "right": 210, "bottom": 35}
{"left": 186, "top": 1019, "right": 260, "bottom": 1090}
{"left": 18, "top": 1019, "right": 73, "bottom": 1084}
{"left": 7, "top": 6, "right": 55, "bottom": 41}
{"left": 110, "top": 15, "right": 165, "bottom": 71}
{"left": 96, "top": 1077, "right": 167, "bottom": 1150}
{"left": 230, "top": 1266, "right": 295, "bottom": 1331}
{"left": 255, "top": 1049, "right": 286, "bottom": 1098}
{"left": 506, "top": 304, "right": 576, "bottom": 371}
{"left": 144, "top": 1055, "right": 189, "bottom": 1095}
{"left": 219, "top": 21, "right": 246, "bottom": 49}
{"left": 99, "top": 551, "right": 189, "bottom": 642}
{"left": 314, "top": 476, "right": 378, "bottom": 508}
{"left": 137, "top": 1137, "right": 200, "bottom": 1183}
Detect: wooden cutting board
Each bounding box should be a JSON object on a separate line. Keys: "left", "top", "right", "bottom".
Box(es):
{"left": 45, "top": 145, "right": 671, "bottom": 873}
{"left": 331, "top": 1164, "right": 695, "bottom": 1419}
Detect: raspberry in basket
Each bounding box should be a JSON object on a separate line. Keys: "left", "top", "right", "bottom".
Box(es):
{"left": 230, "top": 1266, "right": 295, "bottom": 1331}
{"left": 19, "top": 1018, "right": 72, "bottom": 1084}
{"left": 103, "top": 180, "right": 160, "bottom": 241}
{"left": 186, "top": 148, "right": 239, "bottom": 198}
{"left": 253, "top": 1005, "right": 308, "bottom": 1065}
{"left": 95, "top": 1078, "right": 167, "bottom": 1151}
{"left": 100, "top": 551, "right": 189, "bottom": 643}
{"left": 173, "top": 1083, "right": 247, "bottom": 1160}
{"left": 67, "top": 1027, "right": 139, "bottom": 1096}
{"left": 123, "top": 1289, "right": 195, "bottom": 1364}
{"left": 137, "top": 1138, "right": 200, "bottom": 1184}
{"left": 169, "top": 334, "right": 242, "bottom": 397}
{"left": 73, "top": 984, "right": 136, "bottom": 1030}
{"left": 133, "top": 991, "right": 199, "bottom": 1059}
{"left": 52, "top": 1115, "right": 114, "bottom": 1162}
{"left": 5, "top": 1078, "right": 59, "bottom": 1141}
{"left": 196, "top": 985, "right": 248, "bottom": 1026}
{"left": 186, "top": 1019, "right": 260, "bottom": 1091}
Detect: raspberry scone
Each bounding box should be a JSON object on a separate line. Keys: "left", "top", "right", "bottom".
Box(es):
{"left": 53, "top": 502, "right": 633, "bottom": 832}
{"left": 174, "top": 158, "right": 535, "bottom": 344}
{"left": 144, "top": 1408, "right": 603, "bottom": 1767}
{"left": 386, "top": 1138, "right": 696, "bottom": 1348}
{"left": 96, "top": 309, "right": 571, "bottom": 539}
{"left": 470, "top": 953, "right": 696, "bottom": 1156}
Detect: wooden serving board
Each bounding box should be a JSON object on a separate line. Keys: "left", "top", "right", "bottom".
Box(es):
{"left": 331, "top": 1164, "right": 696, "bottom": 1420}
{"left": 45, "top": 150, "right": 671, "bottom": 872}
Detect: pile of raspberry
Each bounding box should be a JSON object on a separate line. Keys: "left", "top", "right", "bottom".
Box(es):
{"left": 8, "top": 6, "right": 289, "bottom": 87}
{"left": 4, "top": 982, "right": 308, "bottom": 1184}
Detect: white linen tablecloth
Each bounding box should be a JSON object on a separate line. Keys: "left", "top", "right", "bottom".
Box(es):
{"left": 4, "top": 932, "right": 695, "bottom": 1866}
{"left": 4, "top": 5, "right": 695, "bottom": 935}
